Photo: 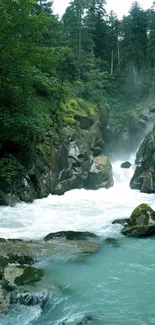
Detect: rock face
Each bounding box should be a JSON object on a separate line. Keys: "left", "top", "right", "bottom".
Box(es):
{"left": 122, "top": 204, "right": 155, "bottom": 237}
{"left": 105, "top": 99, "right": 155, "bottom": 159}
{"left": 121, "top": 161, "right": 131, "bottom": 169}
{"left": 85, "top": 155, "right": 114, "bottom": 189}
{"left": 0, "top": 117, "right": 113, "bottom": 205}
{"left": 130, "top": 131, "right": 155, "bottom": 193}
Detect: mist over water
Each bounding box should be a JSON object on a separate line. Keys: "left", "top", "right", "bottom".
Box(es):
{"left": 1, "top": 150, "right": 155, "bottom": 325}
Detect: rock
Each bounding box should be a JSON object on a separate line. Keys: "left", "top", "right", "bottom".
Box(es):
{"left": 112, "top": 218, "right": 129, "bottom": 226}
{"left": 105, "top": 238, "right": 119, "bottom": 247}
{"left": 140, "top": 172, "right": 154, "bottom": 193}
{"left": 9, "top": 290, "right": 49, "bottom": 307}
{"left": 0, "top": 284, "right": 9, "bottom": 314}
{"left": 75, "top": 115, "right": 94, "bottom": 129}
{"left": 130, "top": 131, "right": 155, "bottom": 193}
{"left": 77, "top": 241, "right": 100, "bottom": 256}
{"left": 121, "top": 161, "right": 131, "bottom": 169}
{"left": 92, "top": 146, "right": 103, "bottom": 157}
{"left": 85, "top": 155, "right": 114, "bottom": 189}
{"left": 122, "top": 204, "right": 155, "bottom": 237}
{"left": 3, "top": 265, "right": 43, "bottom": 290}
{"left": 44, "top": 231, "right": 97, "bottom": 241}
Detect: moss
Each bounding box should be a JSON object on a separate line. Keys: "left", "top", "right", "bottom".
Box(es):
{"left": 14, "top": 266, "right": 43, "bottom": 286}
{"left": 131, "top": 204, "right": 155, "bottom": 222}
{"left": 36, "top": 138, "right": 53, "bottom": 161}
{"left": 122, "top": 224, "right": 155, "bottom": 237}
{"left": 62, "top": 97, "right": 98, "bottom": 126}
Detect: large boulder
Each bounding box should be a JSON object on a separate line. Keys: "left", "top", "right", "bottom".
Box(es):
{"left": 121, "top": 161, "right": 131, "bottom": 169}
{"left": 44, "top": 231, "right": 97, "bottom": 241}
{"left": 122, "top": 204, "right": 155, "bottom": 237}
{"left": 130, "top": 131, "right": 155, "bottom": 193}
{"left": 85, "top": 155, "right": 114, "bottom": 189}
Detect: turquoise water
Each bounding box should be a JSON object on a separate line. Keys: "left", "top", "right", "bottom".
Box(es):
{"left": 1, "top": 159, "right": 155, "bottom": 324}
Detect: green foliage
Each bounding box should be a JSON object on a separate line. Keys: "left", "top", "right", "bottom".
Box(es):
{"left": 0, "top": 156, "right": 23, "bottom": 184}
{"left": 0, "top": 0, "right": 155, "bottom": 182}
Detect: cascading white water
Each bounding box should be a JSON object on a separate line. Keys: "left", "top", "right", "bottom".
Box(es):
{"left": 0, "top": 152, "right": 155, "bottom": 241}
{"left": 1, "top": 152, "right": 155, "bottom": 325}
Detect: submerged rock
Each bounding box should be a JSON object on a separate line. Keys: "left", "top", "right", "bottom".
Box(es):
{"left": 122, "top": 204, "right": 155, "bottom": 237}
{"left": 44, "top": 231, "right": 97, "bottom": 241}
{"left": 121, "top": 161, "right": 131, "bottom": 169}
{"left": 105, "top": 238, "right": 119, "bottom": 247}
{"left": 85, "top": 155, "right": 114, "bottom": 189}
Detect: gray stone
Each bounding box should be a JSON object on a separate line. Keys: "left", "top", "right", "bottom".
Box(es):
{"left": 85, "top": 155, "right": 114, "bottom": 189}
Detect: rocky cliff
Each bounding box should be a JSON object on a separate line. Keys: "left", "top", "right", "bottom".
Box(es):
{"left": 130, "top": 129, "right": 155, "bottom": 193}
{"left": 0, "top": 114, "right": 113, "bottom": 206}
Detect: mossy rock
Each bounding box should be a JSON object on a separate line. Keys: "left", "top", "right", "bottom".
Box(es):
{"left": 122, "top": 225, "right": 155, "bottom": 237}
{"left": 15, "top": 266, "right": 43, "bottom": 286}
{"left": 3, "top": 265, "right": 43, "bottom": 290}
{"left": 130, "top": 204, "right": 155, "bottom": 225}
{"left": 122, "top": 204, "right": 155, "bottom": 237}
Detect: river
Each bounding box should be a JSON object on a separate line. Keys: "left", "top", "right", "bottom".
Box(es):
{"left": 1, "top": 154, "right": 155, "bottom": 325}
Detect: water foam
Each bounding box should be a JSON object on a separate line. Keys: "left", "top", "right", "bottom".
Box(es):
{"left": 0, "top": 155, "right": 155, "bottom": 240}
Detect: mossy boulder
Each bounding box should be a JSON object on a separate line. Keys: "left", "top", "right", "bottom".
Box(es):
{"left": 122, "top": 204, "right": 155, "bottom": 237}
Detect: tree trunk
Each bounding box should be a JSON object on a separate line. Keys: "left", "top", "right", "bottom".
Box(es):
{"left": 111, "top": 49, "right": 114, "bottom": 75}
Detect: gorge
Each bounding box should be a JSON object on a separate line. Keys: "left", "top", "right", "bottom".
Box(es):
{"left": 1, "top": 0, "right": 155, "bottom": 324}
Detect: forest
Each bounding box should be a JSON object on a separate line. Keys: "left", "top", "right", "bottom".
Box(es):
{"left": 0, "top": 0, "right": 155, "bottom": 178}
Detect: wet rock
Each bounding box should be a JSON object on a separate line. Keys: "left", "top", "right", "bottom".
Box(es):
{"left": 76, "top": 316, "right": 93, "bottom": 325}
{"left": 85, "top": 155, "right": 114, "bottom": 189}
{"left": 130, "top": 131, "right": 155, "bottom": 193}
{"left": 140, "top": 171, "right": 154, "bottom": 193}
{"left": 105, "top": 238, "right": 119, "bottom": 247}
{"left": 122, "top": 204, "right": 155, "bottom": 237}
{"left": 92, "top": 146, "right": 103, "bottom": 157}
{"left": 121, "top": 161, "right": 131, "bottom": 169}
{"left": 77, "top": 241, "right": 100, "bottom": 256}
{"left": 0, "top": 284, "right": 9, "bottom": 314}
{"left": 112, "top": 218, "right": 129, "bottom": 226}
{"left": 3, "top": 264, "right": 43, "bottom": 290}
{"left": 44, "top": 231, "right": 97, "bottom": 241}
{"left": 9, "top": 290, "right": 49, "bottom": 307}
